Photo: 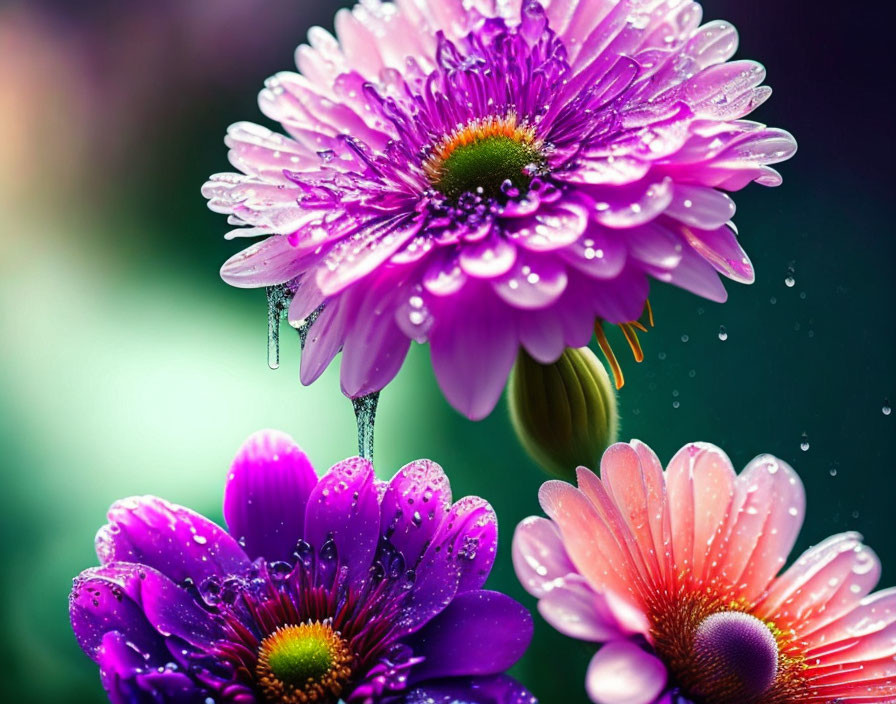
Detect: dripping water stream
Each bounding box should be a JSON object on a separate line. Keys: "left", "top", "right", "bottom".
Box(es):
{"left": 266, "top": 290, "right": 378, "bottom": 462}
{"left": 352, "top": 392, "right": 380, "bottom": 462}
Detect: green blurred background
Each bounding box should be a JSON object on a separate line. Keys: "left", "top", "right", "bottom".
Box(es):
{"left": 0, "top": 0, "right": 892, "bottom": 701}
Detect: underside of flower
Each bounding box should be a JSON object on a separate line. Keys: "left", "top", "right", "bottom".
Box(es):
{"left": 649, "top": 592, "right": 806, "bottom": 704}
{"left": 256, "top": 621, "right": 353, "bottom": 703}
{"left": 423, "top": 114, "right": 544, "bottom": 199}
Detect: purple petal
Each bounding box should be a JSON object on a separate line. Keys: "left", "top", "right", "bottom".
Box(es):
{"left": 339, "top": 279, "right": 411, "bottom": 397}
{"left": 680, "top": 223, "right": 754, "bottom": 284}
{"left": 95, "top": 497, "right": 250, "bottom": 586}
{"left": 138, "top": 568, "right": 227, "bottom": 650}
{"left": 493, "top": 255, "right": 569, "bottom": 310}
{"left": 459, "top": 234, "right": 518, "bottom": 279}
{"left": 70, "top": 564, "right": 167, "bottom": 663}
{"left": 585, "top": 641, "right": 668, "bottom": 704}
{"left": 665, "top": 185, "right": 736, "bottom": 230}
{"left": 303, "top": 457, "right": 380, "bottom": 583}
{"left": 300, "top": 295, "right": 352, "bottom": 385}
{"left": 405, "top": 675, "right": 536, "bottom": 704}
{"left": 558, "top": 227, "right": 627, "bottom": 280}
{"left": 316, "top": 214, "right": 425, "bottom": 296}
{"left": 650, "top": 246, "right": 728, "bottom": 302}
{"left": 408, "top": 591, "right": 533, "bottom": 681}
{"left": 590, "top": 178, "right": 674, "bottom": 229}
{"left": 517, "top": 308, "right": 566, "bottom": 363}
{"left": 400, "top": 496, "right": 498, "bottom": 632}
{"left": 429, "top": 286, "right": 517, "bottom": 420}
{"left": 380, "top": 459, "right": 453, "bottom": 569}
{"left": 512, "top": 516, "right": 576, "bottom": 598}
{"left": 505, "top": 201, "right": 589, "bottom": 252}
{"left": 223, "top": 430, "right": 318, "bottom": 563}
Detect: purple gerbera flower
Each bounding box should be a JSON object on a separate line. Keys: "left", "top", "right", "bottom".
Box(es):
{"left": 202, "top": 0, "right": 796, "bottom": 419}
{"left": 70, "top": 430, "right": 534, "bottom": 704}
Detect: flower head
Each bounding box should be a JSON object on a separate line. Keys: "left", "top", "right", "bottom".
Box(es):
{"left": 202, "top": 0, "right": 796, "bottom": 419}
{"left": 513, "top": 441, "right": 896, "bottom": 704}
{"left": 70, "top": 430, "right": 534, "bottom": 703}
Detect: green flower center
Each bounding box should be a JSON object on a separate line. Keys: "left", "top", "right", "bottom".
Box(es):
{"left": 267, "top": 631, "right": 333, "bottom": 685}
{"left": 256, "top": 622, "right": 353, "bottom": 703}
{"left": 424, "top": 115, "right": 544, "bottom": 199}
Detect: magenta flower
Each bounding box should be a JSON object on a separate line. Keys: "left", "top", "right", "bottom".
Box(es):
{"left": 513, "top": 441, "right": 896, "bottom": 704}
{"left": 202, "top": 0, "right": 796, "bottom": 418}
{"left": 70, "top": 430, "right": 533, "bottom": 704}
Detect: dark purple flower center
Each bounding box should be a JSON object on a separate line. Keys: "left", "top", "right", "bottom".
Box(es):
{"left": 193, "top": 538, "right": 421, "bottom": 703}
{"left": 690, "top": 611, "right": 779, "bottom": 702}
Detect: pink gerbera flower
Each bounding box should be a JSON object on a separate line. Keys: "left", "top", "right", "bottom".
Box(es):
{"left": 202, "top": 0, "right": 796, "bottom": 419}
{"left": 513, "top": 441, "right": 896, "bottom": 704}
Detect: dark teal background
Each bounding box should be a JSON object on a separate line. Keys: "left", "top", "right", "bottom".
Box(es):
{"left": 0, "top": 1, "right": 892, "bottom": 702}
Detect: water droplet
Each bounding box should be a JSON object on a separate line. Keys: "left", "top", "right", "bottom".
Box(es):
{"left": 681, "top": 334, "right": 690, "bottom": 343}
{"left": 784, "top": 262, "right": 796, "bottom": 288}
{"left": 718, "top": 325, "right": 728, "bottom": 341}
{"left": 883, "top": 399, "right": 892, "bottom": 416}
{"left": 800, "top": 432, "right": 810, "bottom": 451}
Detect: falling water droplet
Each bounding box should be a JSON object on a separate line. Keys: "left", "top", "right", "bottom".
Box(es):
{"left": 784, "top": 262, "right": 796, "bottom": 288}
{"left": 718, "top": 325, "right": 728, "bottom": 341}
{"left": 883, "top": 399, "right": 892, "bottom": 416}
{"left": 352, "top": 392, "right": 380, "bottom": 462}
{"left": 800, "top": 432, "right": 810, "bottom": 451}
{"left": 266, "top": 285, "right": 292, "bottom": 370}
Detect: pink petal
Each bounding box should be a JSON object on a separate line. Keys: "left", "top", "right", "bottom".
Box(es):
{"left": 585, "top": 641, "right": 667, "bottom": 704}
{"left": 538, "top": 478, "right": 642, "bottom": 606}
{"left": 663, "top": 443, "right": 737, "bottom": 588}
{"left": 220, "top": 236, "right": 305, "bottom": 289}
{"left": 757, "top": 533, "right": 881, "bottom": 639}
{"left": 680, "top": 223, "right": 754, "bottom": 284}
{"left": 538, "top": 575, "right": 627, "bottom": 642}
{"left": 512, "top": 516, "right": 577, "bottom": 598}
{"left": 707, "top": 454, "right": 805, "bottom": 603}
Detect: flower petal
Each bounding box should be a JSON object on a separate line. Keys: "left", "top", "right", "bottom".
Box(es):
{"left": 538, "top": 575, "right": 629, "bottom": 642}
{"left": 95, "top": 498, "right": 250, "bottom": 586}
{"left": 404, "top": 675, "right": 535, "bottom": 704}
{"left": 303, "top": 456, "right": 380, "bottom": 583}
{"left": 380, "top": 459, "right": 453, "bottom": 569}
{"left": 428, "top": 285, "right": 517, "bottom": 420}
{"left": 512, "top": 516, "right": 577, "bottom": 598}
{"left": 223, "top": 430, "right": 318, "bottom": 563}
{"left": 585, "top": 641, "right": 667, "bottom": 704}
{"left": 408, "top": 590, "right": 532, "bottom": 681}
{"left": 220, "top": 236, "right": 305, "bottom": 288}
{"left": 401, "top": 496, "right": 498, "bottom": 632}
{"left": 70, "top": 563, "right": 167, "bottom": 663}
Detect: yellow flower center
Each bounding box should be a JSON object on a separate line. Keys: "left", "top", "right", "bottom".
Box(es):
{"left": 255, "top": 621, "right": 353, "bottom": 703}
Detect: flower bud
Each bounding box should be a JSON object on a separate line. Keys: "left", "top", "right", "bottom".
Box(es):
{"left": 508, "top": 346, "right": 619, "bottom": 480}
